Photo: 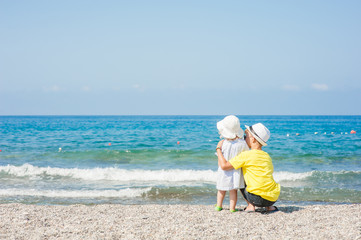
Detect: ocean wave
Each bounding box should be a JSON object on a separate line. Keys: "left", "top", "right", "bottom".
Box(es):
{"left": 0, "top": 187, "right": 151, "bottom": 198}
{"left": 1, "top": 164, "right": 359, "bottom": 184}
{"left": 0, "top": 164, "right": 217, "bottom": 182}
{"left": 274, "top": 170, "right": 361, "bottom": 183}
{"left": 274, "top": 171, "right": 313, "bottom": 182}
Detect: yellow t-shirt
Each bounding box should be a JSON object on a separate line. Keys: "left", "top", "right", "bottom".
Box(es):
{"left": 229, "top": 149, "right": 280, "bottom": 202}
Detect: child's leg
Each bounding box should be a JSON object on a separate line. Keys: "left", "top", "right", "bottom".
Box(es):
{"left": 216, "top": 190, "right": 226, "bottom": 208}
{"left": 240, "top": 188, "right": 256, "bottom": 212}
{"left": 229, "top": 189, "right": 237, "bottom": 211}
{"left": 243, "top": 199, "right": 256, "bottom": 212}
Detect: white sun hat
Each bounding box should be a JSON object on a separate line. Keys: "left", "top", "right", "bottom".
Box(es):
{"left": 245, "top": 123, "right": 270, "bottom": 146}
{"left": 217, "top": 115, "right": 244, "bottom": 139}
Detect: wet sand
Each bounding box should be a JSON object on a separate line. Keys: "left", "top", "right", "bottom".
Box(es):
{"left": 0, "top": 203, "right": 360, "bottom": 239}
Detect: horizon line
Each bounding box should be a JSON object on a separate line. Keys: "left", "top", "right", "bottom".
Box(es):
{"left": 1, "top": 114, "right": 361, "bottom": 117}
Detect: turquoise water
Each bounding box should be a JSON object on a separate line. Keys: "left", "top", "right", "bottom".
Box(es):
{"left": 0, "top": 115, "right": 360, "bottom": 205}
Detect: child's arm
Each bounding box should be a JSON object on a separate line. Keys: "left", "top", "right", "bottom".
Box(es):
{"left": 216, "top": 140, "right": 234, "bottom": 170}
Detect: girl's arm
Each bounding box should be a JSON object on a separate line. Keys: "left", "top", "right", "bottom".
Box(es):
{"left": 216, "top": 140, "right": 234, "bottom": 170}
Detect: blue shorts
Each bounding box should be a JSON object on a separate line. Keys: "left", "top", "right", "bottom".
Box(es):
{"left": 240, "top": 188, "right": 276, "bottom": 207}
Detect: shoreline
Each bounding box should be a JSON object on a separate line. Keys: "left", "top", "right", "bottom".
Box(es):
{"left": 1, "top": 203, "right": 360, "bottom": 239}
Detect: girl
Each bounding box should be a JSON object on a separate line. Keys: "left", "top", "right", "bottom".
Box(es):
{"left": 215, "top": 115, "right": 249, "bottom": 212}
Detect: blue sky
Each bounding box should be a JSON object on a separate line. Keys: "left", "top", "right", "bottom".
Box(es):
{"left": 1, "top": 1, "right": 360, "bottom": 115}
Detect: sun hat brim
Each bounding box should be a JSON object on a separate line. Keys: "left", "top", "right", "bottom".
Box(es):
{"left": 245, "top": 125, "right": 267, "bottom": 146}
{"left": 217, "top": 121, "right": 244, "bottom": 139}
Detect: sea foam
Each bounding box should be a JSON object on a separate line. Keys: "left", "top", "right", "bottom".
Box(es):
{"left": 0, "top": 164, "right": 217, "bottom": 182}
{"left": 0, "top": 187, "right": 151, "bottom": 198}
{"left": 1, "top": 164, "right": 357, "bottom": 183}
{"left": 274, "top": 171, "right": 313, "bottom": 182}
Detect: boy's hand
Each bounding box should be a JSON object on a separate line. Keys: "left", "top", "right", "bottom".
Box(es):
{"left": 217, "top": 140, "right": 224, "bottom": 150}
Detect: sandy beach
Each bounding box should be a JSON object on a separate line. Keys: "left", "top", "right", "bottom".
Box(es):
{"left": 0, "top": 203, "right": 360, "bottom": 239}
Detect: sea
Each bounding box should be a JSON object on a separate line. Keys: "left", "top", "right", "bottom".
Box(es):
{"left": 0, "top": 115, "right": 360, "bottom": 206}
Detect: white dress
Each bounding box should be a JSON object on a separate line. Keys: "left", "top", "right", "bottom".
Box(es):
{"left": 216, "top": 138, "right": 249, "bottom": 190}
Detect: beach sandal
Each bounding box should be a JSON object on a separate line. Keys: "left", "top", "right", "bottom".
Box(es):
{"left": 266, "top": 206, "right": 279, "bottom": 214}
{"left": 214, "top": 205, "right": 223, "bottom": 211}
{"left": 230, "top": 209, "right": 238, "bottom": 213}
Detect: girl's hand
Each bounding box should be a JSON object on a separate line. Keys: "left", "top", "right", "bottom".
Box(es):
{"left": 217, "top": 140, "right": 224, "bottom": 150}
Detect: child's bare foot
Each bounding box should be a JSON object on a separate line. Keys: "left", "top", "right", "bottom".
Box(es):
{"left": 243, "top": 205, "right": 256, "bottom": 213}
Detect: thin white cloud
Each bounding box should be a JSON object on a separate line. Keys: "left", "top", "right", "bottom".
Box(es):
{"left": 282, "top": 84, "right": 300, "bottom": 91}
{"left": 81, "top": 86, "right": 91, "bottom": 92}
{"left": 132, "top": 84, "right": 145, "bottom": 92}
{"left": 311, "top": 83, "right": 329, "bottom": 91}
{"left": 42, "top": 85, "right": 62, "bottom": 92}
